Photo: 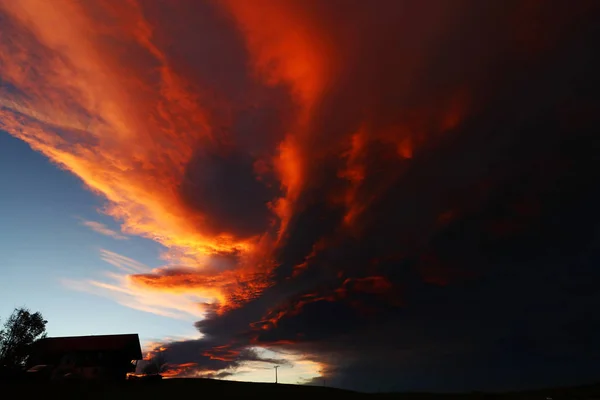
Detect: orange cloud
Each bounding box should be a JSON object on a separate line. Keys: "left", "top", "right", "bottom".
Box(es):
{"left": 203, "top": 345, "right": 240, "bottom": 362}
{"left": 0, "top": 0, "right": 475, "bottom": 315}
{"left": 160, "top": 362, "right": 199, "bottom": 378}
{"left": 127, "top": 267, "right": 272, "bottom": 312}
{"left": 221, "top": 0, "right": 336, "bottom": 239}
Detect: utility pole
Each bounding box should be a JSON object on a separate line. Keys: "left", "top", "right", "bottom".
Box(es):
{"left": 274, "top": 365, "right": 279, "bottom": 384}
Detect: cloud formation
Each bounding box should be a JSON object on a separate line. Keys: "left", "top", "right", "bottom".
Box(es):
{"left": 63, "top": 249, "right": 209, "bottom": 320}
{"left": 80, "top": 219, "right": 128, "bottom": 240}
{"left": 2, "top": 0, "right": 600, "bottom": 392}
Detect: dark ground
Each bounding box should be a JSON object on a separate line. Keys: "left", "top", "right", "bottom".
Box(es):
{"left": 2, "top": 378, "right": 600, "bottom": 399}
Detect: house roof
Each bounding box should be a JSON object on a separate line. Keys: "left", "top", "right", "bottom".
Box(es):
{"left": 32, "top": 334, "right": 143, "bottom": 360}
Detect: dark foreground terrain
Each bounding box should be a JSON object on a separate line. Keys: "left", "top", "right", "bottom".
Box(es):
{"left": 2, "top": 378, "right": 600, "bottom": 399}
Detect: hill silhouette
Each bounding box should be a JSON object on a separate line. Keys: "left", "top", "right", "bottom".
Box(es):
{"left": 3, "top": 378, "right": 600, "bottom": 399}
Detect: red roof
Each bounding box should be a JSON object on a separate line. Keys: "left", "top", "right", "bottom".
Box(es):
{"left": 33, "top": 334, "right": 142, "bottom": 360}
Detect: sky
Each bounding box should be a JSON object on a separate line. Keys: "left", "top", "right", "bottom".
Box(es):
{"left": 1, "top": 0, "right": 600, "bottom": 393}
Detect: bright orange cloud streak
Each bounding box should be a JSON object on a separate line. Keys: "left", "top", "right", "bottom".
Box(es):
{"left": 222, "top": 0, "right": 333, "bottom": 237}
{"left": 0, "top": 0, "right": 276, "bottom": 312}
{"left": 222, "top": 0, "right": 328, "bottom": 110}
{"left": 0, "top": 0, "right": 217, "bottom": 252}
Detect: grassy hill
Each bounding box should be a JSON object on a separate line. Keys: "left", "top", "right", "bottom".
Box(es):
{"left": 2, "top": 378, "right": 600, "bottom": 399}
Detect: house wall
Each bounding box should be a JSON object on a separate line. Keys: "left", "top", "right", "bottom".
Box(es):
{"left": 30, "top": 350, "right": 135, "bottom": 380}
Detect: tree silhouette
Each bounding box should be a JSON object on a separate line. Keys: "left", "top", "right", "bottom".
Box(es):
{"left": 0, "top": 307, "right": 47, "bottom": 368}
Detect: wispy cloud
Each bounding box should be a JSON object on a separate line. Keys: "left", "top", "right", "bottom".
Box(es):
{"left": 62, "top": 249, "right": 210, "bottom": 321}
{"left": 80, "top": 219, "right": 128, "bottom": 240}
{"left": 99, "top": 249, "right": 150, "bottom": 273}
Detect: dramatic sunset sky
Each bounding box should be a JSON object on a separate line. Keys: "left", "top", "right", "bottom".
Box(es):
{"left": 1, "top": 0, "right": 600, "bottom": 392}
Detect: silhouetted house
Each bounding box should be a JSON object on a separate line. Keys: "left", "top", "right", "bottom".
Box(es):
{"left": 28, "top": 334, "right": 142, "bottom": 380}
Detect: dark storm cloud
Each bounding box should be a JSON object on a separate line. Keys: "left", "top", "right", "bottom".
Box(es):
{"left": 179, "top": 144, "right": 280, "bottom": 238}
{"left": 156, "top": 0, "right": 600, "bottom": 389}
{"left": 247, "top": 1, "right": 600, "bottom": 391}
